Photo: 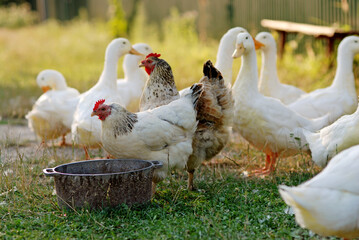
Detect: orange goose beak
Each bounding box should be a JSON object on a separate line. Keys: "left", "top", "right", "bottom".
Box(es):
{"left": 41, "top": 86, "right": 51, "bottom": 93}
{"left": 129, "top": 48, "right": 144, "bottom": 56}
{"left": 253, "top": 37, "right": 265, "bottom": 50}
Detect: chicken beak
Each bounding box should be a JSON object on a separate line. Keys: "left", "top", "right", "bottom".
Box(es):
{"left": 91, "top": 111, "right": 96, "bottom": 117}
{"left": 253, "top": 37, "right": 265, "bottom": 50}
{"left": 139, "top": 60, "right": 145, "bottom": 68}
{"left": 232, "top": 43, "right": 245, "bottom": 58}
{"left": 129, "top": 47, "right": 144, "bottom": 56}
{"left": 41, "top": 86, "right": 51, "bottom": 93}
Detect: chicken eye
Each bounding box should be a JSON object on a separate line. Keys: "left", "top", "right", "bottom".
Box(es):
{"left": 101, "top": 107, "right": 105, "bottom": 111}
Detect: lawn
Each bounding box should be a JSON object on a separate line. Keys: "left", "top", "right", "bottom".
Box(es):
{"left": 0, "top": 7, "right": 357, "bottom": 239}
{"left": 1, "top": 133, "right": 329, "bottom": 239}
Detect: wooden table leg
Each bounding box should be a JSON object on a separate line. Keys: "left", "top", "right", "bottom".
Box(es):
{"left": 278, "top": 30, "right": 286, "bottom": 59}
{"left": 327, "top": 37, "right": 335, "bottom": 56}
{"left": 327, "top": 37, "right": 335, "bottom": 68}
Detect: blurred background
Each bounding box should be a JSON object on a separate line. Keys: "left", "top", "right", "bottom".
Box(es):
{"left": 0, "top": 0, "right": 358, "bottom": 119}
{"left": 2, "top": 0, "right": 357, "bottom": 38}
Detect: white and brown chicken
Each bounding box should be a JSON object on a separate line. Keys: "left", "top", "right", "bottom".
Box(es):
{"left": 91, "top": 83, "right": 203, "bottom": 194}
{"left": 139, "top": 54, "right": 233, "bottom": 190}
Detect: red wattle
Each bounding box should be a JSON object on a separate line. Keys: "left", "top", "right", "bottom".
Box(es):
{"left": 145, "top": 67, "right": 152, "bottom": 75}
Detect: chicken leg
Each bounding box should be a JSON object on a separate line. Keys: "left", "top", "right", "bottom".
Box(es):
{"left": 83, "top": 146, "right": 91, "bottom": 160}
{"left": 187, "top": 170, "right": 195, "bottom": 191}
{"left": 151, "top": 182, "right": 157, "bottom": 196}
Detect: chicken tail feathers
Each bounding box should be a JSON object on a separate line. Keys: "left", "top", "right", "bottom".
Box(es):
{"left": 203, "top": 60, "right": 223, "bottom": 81}
{"left": 189, "top": 83, "right": 204, "bottom": 107}
{"left": 197, "top": 60, "right": 234, "bottom": 125}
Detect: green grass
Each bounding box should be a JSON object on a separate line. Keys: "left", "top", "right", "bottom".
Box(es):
{"left": 0, "top": 138, "right": 332, "bottom": 239}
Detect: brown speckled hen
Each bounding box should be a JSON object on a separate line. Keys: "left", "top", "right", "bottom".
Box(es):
{"left": 186, "top": 61, "right": 233, "bottom": 190}
{"left": 139, "top": 53, "right": 179, "bottom": 111}
{"left": 140, "top": 54, "right": 233, "bottom": 190}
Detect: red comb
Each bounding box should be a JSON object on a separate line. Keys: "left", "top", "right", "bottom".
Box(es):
{"left": 93, "top": 99, "right": 105, "bottom": 111}
{"left": 146, "top": 53, "right": 161, "bottom": 59}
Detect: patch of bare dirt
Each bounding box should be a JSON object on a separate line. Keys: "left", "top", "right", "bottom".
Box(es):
{"left": 0, "top": 124, "right": 102, "bottom": 164}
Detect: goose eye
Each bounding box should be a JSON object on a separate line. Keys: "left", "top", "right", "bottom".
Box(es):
{"left": 263, "top": 36, "right": 267, "bottom": 39}
{"left": 245, "top": 36, "right": 248, "bottom": 39}
{"left": 355, "top": 40, "right": 358, "bottom": 43}
{"left": 41, "top": 77, "right": 45, "bottom": 81}
{"left": 122, "top": 41, "right": 126, "bottom": 45}
{"left": 145, "top": 47, "right": 149, "bottom": 50}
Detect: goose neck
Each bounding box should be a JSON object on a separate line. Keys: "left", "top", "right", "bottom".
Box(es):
{"left": 331, "top": 50, "right": 355, "bottom": 89}
{"left": 215, "top": 42, "right": 235, "bottom": 85}
{"left": 53, "top": 77, "right": 68, "bottom": 90}
{"left": 123, "top": 55, "right": 140, "bottom": 77}
{"left": 259, "top": 48, "right": 279, "bottom": 86}
{"left": 233, "top": 49, "right": 260, "bottom": 94}
{"left": 99, "top": 52, "right": 119, "bottom": 87}
{"left": 126, "top": 68, "right": 148, "bottom": 86}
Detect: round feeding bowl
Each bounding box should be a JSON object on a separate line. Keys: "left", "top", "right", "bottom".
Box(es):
{"left": 43, "top": 159, "right": 163, "bottom": 209}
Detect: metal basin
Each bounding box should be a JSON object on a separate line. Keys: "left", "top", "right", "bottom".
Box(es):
{"left": 43, "top": 159, "right": 163, "bottom": 209}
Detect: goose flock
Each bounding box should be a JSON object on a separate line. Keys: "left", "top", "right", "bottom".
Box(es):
{"left": 27, "top": 27, "right": 359, "bottom": 238}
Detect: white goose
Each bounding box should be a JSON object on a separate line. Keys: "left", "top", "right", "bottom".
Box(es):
{"left": 288, "top": 36, "right": 359, "bottom": 122}
{"left": 256, "top": 32, "right": 306, "bottom": 104}
{"left": 214, "top": 27, "right": 248, "bottom": 86}
{"left": 232, "top": 32, "right": 329, "bottom": 175}
{"left": 179, "top": 27, "right": 248, "bottom": 96}
{"left": 117, "top": 43, "right": 153, "bottom": 112}
{"left": 279, "top": 145, "right": 359, "bottom": 239}
{"left": 303, "top": 105, "right": 359, "bottom": 167}
{"left": 71, "top": 38, "right": 142, "bottom": 158}
{"left": 26, "top": 70, "right": 79, "bottom": 145}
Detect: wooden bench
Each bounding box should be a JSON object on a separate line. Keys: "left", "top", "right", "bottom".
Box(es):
{"left": 261, "top": 19, "right": 359, "bottom": 58}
